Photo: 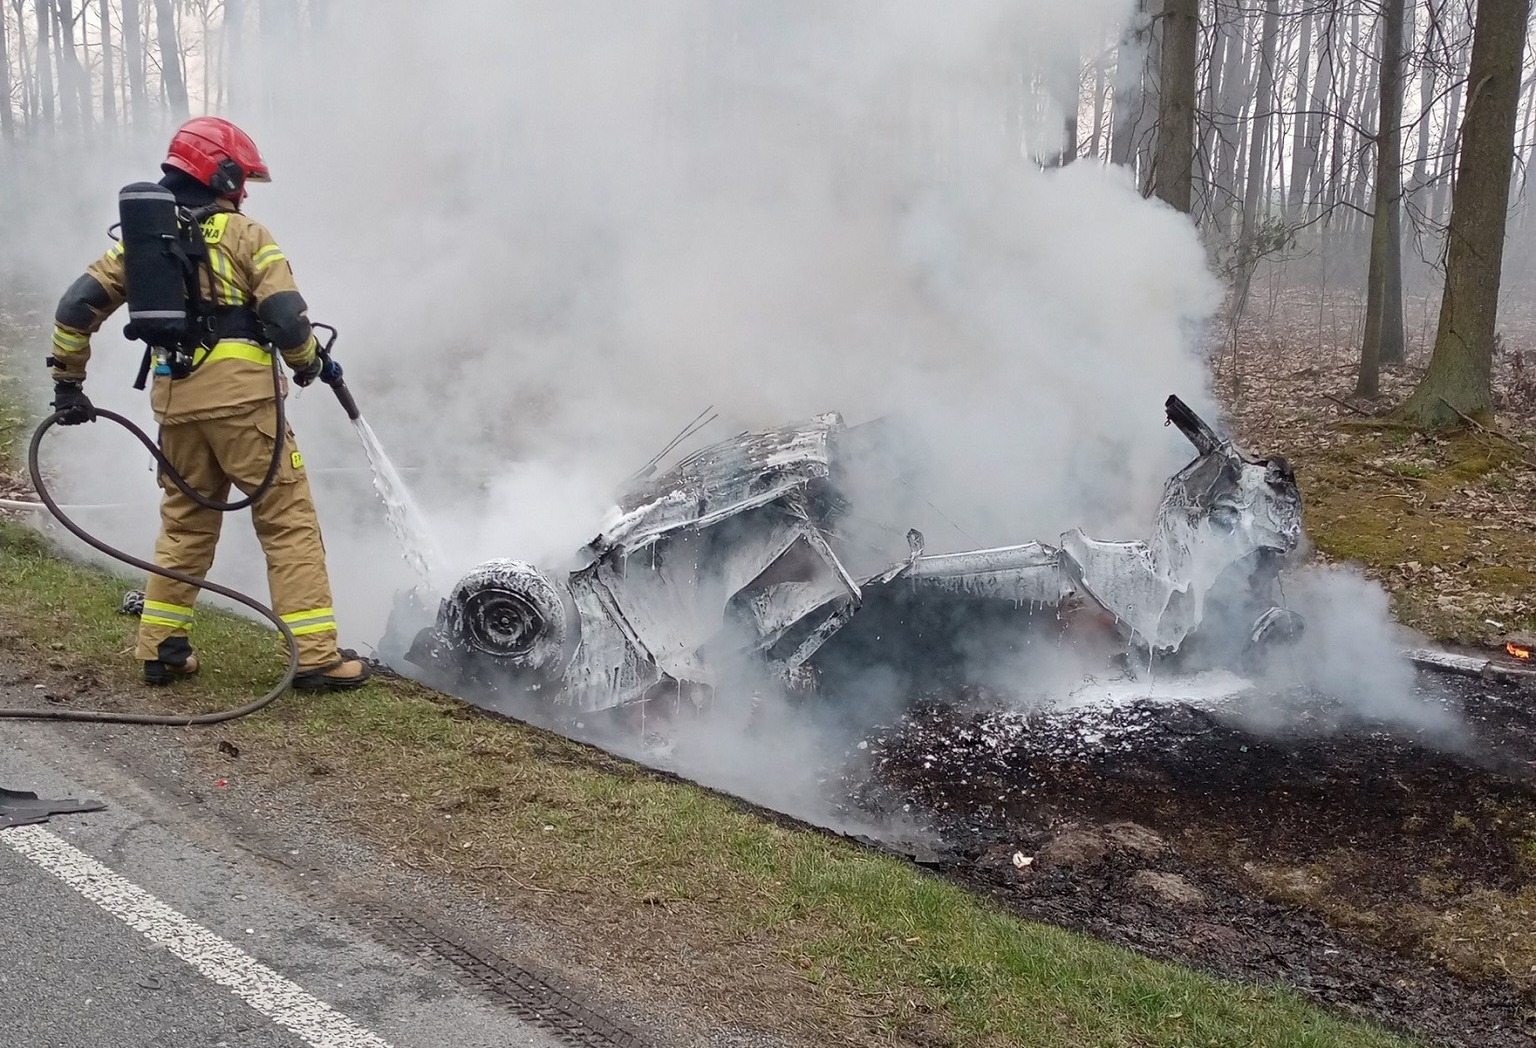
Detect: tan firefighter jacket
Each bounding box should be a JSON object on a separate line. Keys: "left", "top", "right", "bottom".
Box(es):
{"left": 50, "top": 200, "right": 320, "bottom": 426}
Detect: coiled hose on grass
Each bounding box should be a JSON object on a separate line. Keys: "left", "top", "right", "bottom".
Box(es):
{"left": 0, "top": 358, "right": 298, "bottom": 725}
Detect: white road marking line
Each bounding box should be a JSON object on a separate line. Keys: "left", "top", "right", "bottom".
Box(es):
{"left": 2, "top": 824, "right": 394, "bottom": 1048}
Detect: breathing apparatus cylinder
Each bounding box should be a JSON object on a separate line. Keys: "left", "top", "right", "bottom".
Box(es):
{"left": 118, "top": 182, "right": 197, "bottom": 371}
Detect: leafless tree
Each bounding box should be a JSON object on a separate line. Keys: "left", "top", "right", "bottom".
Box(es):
{"left": 1398, "top": 0, "right": 1534, "bottom": 426}
{"left": 1358, "top": 0, "right": 1408, "bottom": 396}
{"left": 152, "top": 0, "right": 187, "bottom": 120}
{"left": 33, "top": 0, "right": 53, "bottom": 128}
{"left": 123, "top": 0, "right": 147, "bottom": 125}
{"left": 1155, "top": 0, "right": 1200, "bottom": 211}
{"left": 99, "top": 0, "right": 114, "bottom": 132}
{"left": 0, "top": 0, "right": 13, "bottom": 140}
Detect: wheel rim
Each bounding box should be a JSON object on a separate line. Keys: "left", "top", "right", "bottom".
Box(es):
{"left": 462, "top": 589, "right": 546, "bottom": 658}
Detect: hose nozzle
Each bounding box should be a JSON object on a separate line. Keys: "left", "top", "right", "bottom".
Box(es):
{"left": 326, "top": 372, "right": 361, "bottom": 421}
{"left": 310, "top": 322, "right": 361, "bottom": 421}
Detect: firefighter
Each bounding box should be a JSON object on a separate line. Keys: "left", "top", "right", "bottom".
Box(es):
{"left": 46, "top": 116, "right": 371, "bottom": 692}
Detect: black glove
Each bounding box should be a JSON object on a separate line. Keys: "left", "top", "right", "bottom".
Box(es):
{"left": 292, "top": 355, "right": 323, "bottom": 388}
{"left": 51, "top": 381, "right": 96, "bottom": 426}
{"left": 295, "top": 354, "right": 342, "bottom": 388}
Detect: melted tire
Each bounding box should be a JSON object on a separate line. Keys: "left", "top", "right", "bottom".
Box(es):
{"left": 438, "top": 559, "right": 576, "bottom": 682}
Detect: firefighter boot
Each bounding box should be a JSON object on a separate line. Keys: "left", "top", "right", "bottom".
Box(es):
{"left": 144, "top": 636, "right": 201, "bottom": 686}
{"left": 293, "top": 650, "right": 372, "bottom": 693}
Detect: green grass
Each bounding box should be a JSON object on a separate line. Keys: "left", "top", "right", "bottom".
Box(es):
{"left": 0, "top": 515, "right": 1418, "bottom": 1047}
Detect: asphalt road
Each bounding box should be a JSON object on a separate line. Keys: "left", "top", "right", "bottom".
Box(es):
{"left": 0, "top": 694, "right": 586, "bottom": 1048}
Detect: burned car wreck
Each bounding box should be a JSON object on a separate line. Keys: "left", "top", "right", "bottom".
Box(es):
{"left": 392, "top": 396, "right": 1305, "bottom": 716}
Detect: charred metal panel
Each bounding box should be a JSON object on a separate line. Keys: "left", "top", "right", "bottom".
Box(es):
{"left": 563, "top": 569, "right": 663, "bottom": 712}
{"left": 1058, "top": 532, "right": 1178, "bottom": 649}
{"left": 899, "top": 542, "right": 1066, "bottom": 606}
{"left": 593, "top": 414, "right": 843, "bottom": 556}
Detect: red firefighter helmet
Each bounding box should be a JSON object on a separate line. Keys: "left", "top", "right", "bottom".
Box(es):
{"left": 162, "top": 117, "right": 271, "bottom": 201}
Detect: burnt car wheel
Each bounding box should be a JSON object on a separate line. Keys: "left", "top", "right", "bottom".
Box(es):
{"left": 438, "top": 559, "right": 576, "bottom": 683}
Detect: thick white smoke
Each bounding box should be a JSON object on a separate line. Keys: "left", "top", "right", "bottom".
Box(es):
{"left": 12, "top": 3, "right": 1226, "bottom": 640}
{"left": 259, "top": 0, "right": 1222, "bottom": 638}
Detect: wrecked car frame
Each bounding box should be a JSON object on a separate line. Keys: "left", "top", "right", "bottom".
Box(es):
{"left": 394, "top": 396, "right": 1305, "bottom": 715}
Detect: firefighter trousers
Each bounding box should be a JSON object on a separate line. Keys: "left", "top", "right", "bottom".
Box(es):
{"left": 135, "top": 402, "right": 342, "bottom": 669}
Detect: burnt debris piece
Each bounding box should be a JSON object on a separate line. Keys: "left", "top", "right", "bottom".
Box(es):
{"left": 0, "top": 787, "right": 106, "bottom": 829}
{"left": 390, "top": 395, "right": 1305, "bottom": 716}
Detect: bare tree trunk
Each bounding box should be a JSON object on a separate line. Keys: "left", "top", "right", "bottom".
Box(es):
{"left": 1213, "top": 1, "right": 1253, "bottom": 232}
{"left": 1434, "top": 34, "right": 1470, "bottom": 227}
{"left": 1285, "top": 6, "right": 1314, "bottom": 216}
{"left": 1089, "top": 59, "right": 1107, "bottom": 158}
{"left": 34, "top": 0, "right": 53, "bottom": 127}
{"left": 201, "top": 4, "right": 211, "bottom": 114}
{"left": 100, "top": 0, "right": 115, "bottom": 131}
{"left": 1267, "top": 12, "right": 1294, "bottom": 211}
{"left": 1328, "top": 7, "right": 1360, "bottom": 229}
{"left": 1524, "top": 75, "right": 1536, "bottom": 203}
{"left": 1408, "top": 6, "right": 1436, "bottom": 229}
{"left": 153, "top": 0, "right": 187, "bottom": 120}
{"left": 123, "top": 0, "right": 145, "bottom": 125}
{"left": 1195, "top": 1, "right": 1230, "bottom": 219}
{"left": 1517, "top": 73, "right": 1536, "bottom": 196}
{"left": 1359, "top": 0, "right": 1407, "bottom": 396}
{"left": 1397, "top": 0, "right": 1532, "bottom": 426}
{"left": 55, "top": 0, "right": 89, "bottom": 132}
{"left": 1296, "top": 4, "right": 1336, "bottom": 218}
{"left": 1153, "top": 0, "right": 1199, "bottom": 211}
{"left": 49, "top": 0, "right": 74, "bottom": 133}
{"left": 1239, "top": 0, "right": 1280, "bottom": 248}
{"left": 1271, "top": 63, "right": 1288, "bottom": 210}
{"left": 1136, "top": 0, "right": 1165, "bottom": 192}
{"left": 13, "top": 0, "right": 34, "bottom": 129}
{"left": 0, "top": 3, "right": 14, "bottom": 139}
{"left": 1349, "top": 28, "right": 1380, "bottom": 243}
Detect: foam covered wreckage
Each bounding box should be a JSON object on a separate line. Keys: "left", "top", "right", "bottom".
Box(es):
{"left": 388, "top": 396, "right": 1305, "bottom": 715}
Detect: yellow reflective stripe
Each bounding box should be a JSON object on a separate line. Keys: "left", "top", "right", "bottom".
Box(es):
{"left": 281, "top": 607, "right": 334, "bottom": 624}
{"left": 253, "top": 245, "right": 287, "bottom": 271}
{"left": 52, "top": 328, "right": 90, "bottom": 353}
{"left": 142, "top": 614, "right": 192, "bottom": 630}
{"left": 192, "top": 340, "right": 273, "bottom": 368}
{"left": 107, "top": 240, "right": 125, "bottom": 259}
{"left": 281, "top": 606, "right": 337, "bottom": 636}
{"left": 207, "top": 245, "right": 227, "bottom": 304}
{"left": 143, "top": 600, "right": 194, "bottom": 619}
{"left": 142, "top": 600, "right": 195, "bottom": 630}
{"left": 208, "top": 245, "right": 246, "bottom": 306}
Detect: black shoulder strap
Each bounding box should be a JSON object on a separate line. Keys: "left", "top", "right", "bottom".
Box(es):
{"left": 176, "top": 206, "right": 218, "bottom": 348}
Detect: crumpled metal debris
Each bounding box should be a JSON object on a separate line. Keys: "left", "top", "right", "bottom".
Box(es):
{"left": 395, "top": 395, "right": 1305, "bottom": 714}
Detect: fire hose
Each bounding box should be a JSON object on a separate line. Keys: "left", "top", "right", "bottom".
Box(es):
{"left": 0, "top": 324, "right": 359, "bottom": 725}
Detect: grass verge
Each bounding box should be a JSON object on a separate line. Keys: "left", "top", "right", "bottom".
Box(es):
{"left": 0, "top": 517, "right": 1417, "bottom": 1047}
{"left": 1296, "top": 426, "right": 1536, "bottom": 645}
